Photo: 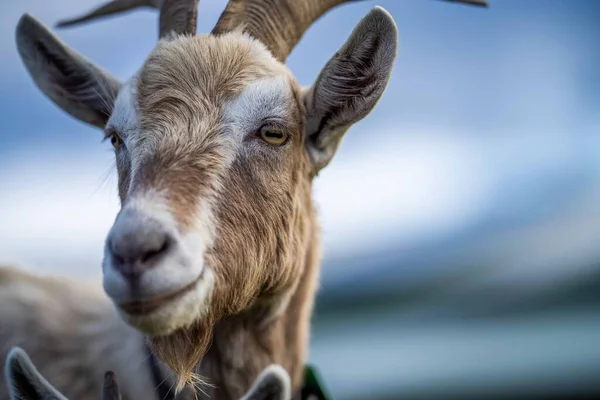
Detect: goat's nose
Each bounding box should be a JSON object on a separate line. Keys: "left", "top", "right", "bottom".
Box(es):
{"left": 106, "top": 209, "right": 173, "bottom": 280}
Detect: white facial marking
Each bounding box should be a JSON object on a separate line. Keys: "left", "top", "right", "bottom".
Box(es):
{"left": 222, "top": 75, "right": 294, "bottom": 163}
{"left": 125, "top": 189, "right": 176, "bottom": 227}
{"left": 106, "top": 78, "right": 139, "bottom": 139}
{"left": 181, "top": 197, "right": 217, "bottom": 258}
{"left": 105, "top": 76, "right": 147, "bottom": 177}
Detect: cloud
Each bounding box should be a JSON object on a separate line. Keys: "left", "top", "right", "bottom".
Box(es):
{"left": 313, "top": 128, "right": 492, "bottom": 257}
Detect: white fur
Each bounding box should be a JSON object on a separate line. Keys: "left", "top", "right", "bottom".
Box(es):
{"left": 222, "top": 75, "right": 294, "bottom": 162}
{"left": 122, "top": 188, "right": 177, "bottom": 227}
{"left": 180, "top": 198, "right": 217, "bottom": 262}
{"left": 105, "top": 76, "right": 146, "bottom": 177}
{"left": 240, "top": 364, "right": 291, "bottom": 400}
{"left": 120, "top": 268, "right": 215, "bottom": 336}
{"left": 106, "top": 79, "right": 138, "bottom": 138}
{"left": 225, "top": 75, "right": 293, "bottom": 133}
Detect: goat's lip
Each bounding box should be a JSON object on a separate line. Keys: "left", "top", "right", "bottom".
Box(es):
{"left": 117, "top": 273, "right": 203, "bottom": 315}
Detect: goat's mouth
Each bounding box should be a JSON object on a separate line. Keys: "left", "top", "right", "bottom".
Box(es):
{"left": 118, "top": 272, "right": 204, "bottom": 316}
{"left": 109, "top": 266, "right": 215, "bottom": 337}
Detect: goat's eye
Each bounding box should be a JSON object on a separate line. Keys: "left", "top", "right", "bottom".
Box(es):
{"left": 258, "top": 126, "right": 288, "bottom": 146}
{"left": 105, "top": 130, "right": 122, "bottom": 150}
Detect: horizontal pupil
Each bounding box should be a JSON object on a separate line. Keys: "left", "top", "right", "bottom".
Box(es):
{"left": 266, "top": 131, "right": 283, "bottom": 138}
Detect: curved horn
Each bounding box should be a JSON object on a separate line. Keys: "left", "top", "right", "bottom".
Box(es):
{"left": 211, "top": 0, "right": 358, "bottom": 62}
{"left": 56, "top": 0, "right": 162, "bottom": 28}
{"left": 158, "top": 0, "right": 198, "bottom": 38}
{"left": 211, "top": 0, "right": 488, "bottom": 62}
{"left": 54, "top": 0, "right": 198, "bottom": 40}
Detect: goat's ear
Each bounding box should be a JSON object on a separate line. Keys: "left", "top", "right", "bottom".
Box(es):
{"left": 4, "top": 347, "right": 68, "bottom": 400}
{"left": 304, "top": 6, "right": 397, "bottom": 172}
{"left": 15, "top": 14, "right": 121, "bottom": 129}
{"left": 240, "top": 365, "right": 291, "bottom": 400}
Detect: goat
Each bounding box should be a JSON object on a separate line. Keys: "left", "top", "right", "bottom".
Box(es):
{"left": 0, "top": 267, "right": 160, "bottom": 400}
{"left": 5, "top": 347, "right": 291, "bottom": 400}
{"left": 12, "top": 0, "right": 486, "bottom": 398}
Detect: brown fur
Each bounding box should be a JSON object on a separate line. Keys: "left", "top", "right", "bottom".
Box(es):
{"left": 131, "top": 33, "right": 288, "bottom": 230}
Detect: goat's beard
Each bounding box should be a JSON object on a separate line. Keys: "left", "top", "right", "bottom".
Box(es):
{"left": 148, "top": 313, "right": 217, "bottom": 393}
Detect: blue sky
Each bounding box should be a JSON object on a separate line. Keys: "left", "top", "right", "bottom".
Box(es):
{"left": 0, "top": 0, "right": 599, "bottom": 282}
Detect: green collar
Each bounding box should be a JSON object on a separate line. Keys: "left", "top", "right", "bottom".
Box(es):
{"left": 300, "top": 364, "right": 333, "bottom": 400}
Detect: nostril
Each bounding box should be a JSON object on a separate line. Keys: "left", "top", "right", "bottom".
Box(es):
{"left": 107, "top": 214, "right": 175, "bottom": 279}
{"left": 139, "top": 235, "right": 171, "bottom": 265}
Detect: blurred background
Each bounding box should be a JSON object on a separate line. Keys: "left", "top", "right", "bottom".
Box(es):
{"left": 1, "top": 0, "right": 599, "bottom": 399}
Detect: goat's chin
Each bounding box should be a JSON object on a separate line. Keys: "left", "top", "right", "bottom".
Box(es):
{"left": 117, "top": 269, "right": 215, "bottom": 336}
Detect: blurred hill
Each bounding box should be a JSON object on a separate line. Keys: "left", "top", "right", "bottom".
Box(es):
{"left": 311, "top": 183, "right": 600, "bottom": 399}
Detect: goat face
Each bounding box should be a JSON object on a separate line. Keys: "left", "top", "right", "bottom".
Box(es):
{"left": 99, "top": 34, "right": 311, "bottom": 339}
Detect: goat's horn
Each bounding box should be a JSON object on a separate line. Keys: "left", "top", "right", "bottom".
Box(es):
{"left": 211, "top": 0, "right": 354, "bottom": 62}
{"left": 55, "top": 0, "right": 162, "bottom": 28}
{"left": 158, "top": 0, "right": 198, "bottom": 38}
{"left": 211, "top": 0, "right": 488, "bottom": 63}
{"left": 55, "top": 0, "right": 198, "bottom": 40}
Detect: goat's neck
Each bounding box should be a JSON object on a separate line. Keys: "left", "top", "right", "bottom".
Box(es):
{"left": 195, "top": 216, "right": 320, "bottom": 399}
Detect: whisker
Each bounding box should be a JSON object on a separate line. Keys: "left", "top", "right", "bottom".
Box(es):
{"left": 157, "top": 374, "right": 172, "bottom": 400}
{"left": 89, "top": 160, "right": 116, "bottom": 199}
